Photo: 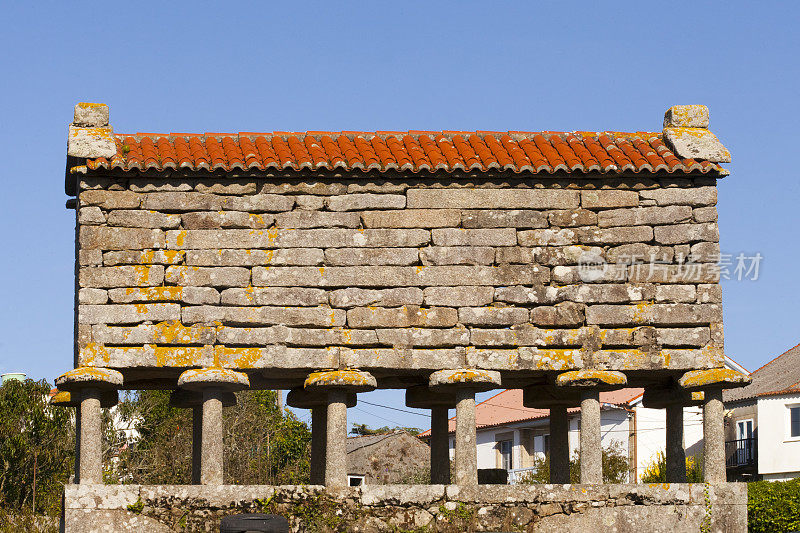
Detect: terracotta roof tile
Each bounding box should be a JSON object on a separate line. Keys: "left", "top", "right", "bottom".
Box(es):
{"left": 86, "top": 131, "right": 727, "bottom": 176}
{"left": 419, "top": 388, "right": 645, "bottom": 436}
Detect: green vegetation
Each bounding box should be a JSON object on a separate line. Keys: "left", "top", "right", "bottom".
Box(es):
{"left": 639, "top": 451, "right": 704, "bottom": 483}
{"left": 516, "top": 441, "right": 631, "bottom": 484}
{"left": 748, "top": 478, "right": 800, "bottom": 532}
{"left": 260, "top": 493, "right": 346, "bottom": 532}
{"left": 0, "top": 378, "right": 74, "bottom": 516}
{"left": 111, "top": 389, "right": 312, "bottom": 485}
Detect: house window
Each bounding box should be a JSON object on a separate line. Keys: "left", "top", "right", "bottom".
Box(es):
{"left": 347, "top": 475, "right": 365, "bottom": 487}
{"left": 499, "top": 440, "right": 513, "bottom": 470}
{"left": 789, "top": 406, "right": 800, "bottom": 439}
{"left": 737, "top": 419, "right": 753, "bottom": 440}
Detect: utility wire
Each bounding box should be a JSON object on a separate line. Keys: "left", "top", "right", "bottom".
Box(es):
{"left": 358, "top": 400, "right": 431, "bottom": 418}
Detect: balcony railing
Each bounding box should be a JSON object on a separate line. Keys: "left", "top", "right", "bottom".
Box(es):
{"left": 507, "top": 467, "right": 538, "bottom": 484}
{"left": 725, "top": 437, "right": 757, "bottom": 468}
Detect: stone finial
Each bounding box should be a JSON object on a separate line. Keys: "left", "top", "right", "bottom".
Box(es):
{"left": 178, "top": 368, "right": 250, "bottom": 392}
{"left": 51, "top": 389, "right": 119, "bottom": 408}
{"left": 678, "top": 368, "right": 751, "bottom": 391}
{"left": 664, "top": 105, "right": 710, "bottom": 128}
{"left": 55, "top": 367, "right": 123, "bottom": 392}
{"left": 304, "top": 369, "right": 377, "bottom": 392}
{"left": 554, "top": 369, "right": 627, "bottom": 390}
{"left": 67, "top": 102, "right": 116, "bottom": 159}
{"left": 73, "top": 103, "right": 109, "bottom": 127}
{"left": 428, "top": 368, "right": 501, "bottom": 392}
{"left": 286, "top": 388, "right": 357, "bottom": 408}
{"left": 662, "top": 105, "right": 731, "bottom": 163}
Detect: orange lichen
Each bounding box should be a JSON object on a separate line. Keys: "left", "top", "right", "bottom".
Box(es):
{"left": 155, "top": 346, "right": 205, "bottom": 367}
{"left": 215, "top": 346, "right": 264, "bottom": 368}
{"left": 556, "top": 370, "right": 627, "bottom": 387}
{"left": 51, "top": 391, "right": 72, "bottom": 405}
{"left": 679, "top": 368, "right": 750, "bottom": 389}
{"left": 126, "top": 287, "right": 183, "bottom": 302}
{"left": 305, "top": 369, "right": 375, "bottom": 389}
{"left": 175, "top": 230, "right": 187, "bottom": 248}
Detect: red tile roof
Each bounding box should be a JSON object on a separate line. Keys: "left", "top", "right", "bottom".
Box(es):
{"left": 419, "top": 387, "right": 644, "bottom": 436}
{"left": 84, "top": 131, "right": 725, "bottom": 176}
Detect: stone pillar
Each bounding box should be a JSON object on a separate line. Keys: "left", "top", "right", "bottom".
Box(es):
{"left": 677, "top": 368, "right": 752, "bottom": 484}
{"left": 177, "top": 368, "right": 250, "bottom": 486}
{"left": 200, "top": 389, "right": 224, "bottom": 485}
{"left": 549, "top": 405, "right": 570, "bottom": 484}
{"left": 579, "top": 390, "right": 602, "bottom": 484}
{"left": 311, "top": 406, "right": 328, "bottom": 485}
{"left": 74, "top": 405, "right": 82, "bottom": 483}
{"left": 454, "top": 388, "right": 478, "bottom": 486}
{"left": 430, "top": 406, "right": 451, "bottom": 484}
{"left": 54, "top": 367, "right": 123, "bottom": 485}
{"left": 79, "top": 388, "right": 102, "bottom": 484}
{"left": 429, "top": 369, "right": 501, "bottom": 487}
{"left": 703, "top": 389, "right": 726, "bottom": 483}
{"left": 287, "top": 387, "right": 357, "bottom": 486}
{"left": 405, "top": 386, "right": 456, "bottom": 485}
{"left": 170, "top": 388, "right": 236, "bottom": 485}
{"left": 553, "top": 370, "right": 628, "bottom": 484}
{"left": 325, "top": 390, "right": 349, "bottom": 488}
{"left": 303, "top": 370, "right": 377, "bottom": 488}
{"left": 192, "top": 407, "right": 202, "bottom": 485}
{"left": 665, "top": 404, "right": 687, "bottom": 483}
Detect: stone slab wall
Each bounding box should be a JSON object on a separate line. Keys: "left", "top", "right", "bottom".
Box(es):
{"left": 75, "top": 175, "right": 724, "bottom": 380}
{"left": 62, "top": 483, "right": 746, "bottom": 532}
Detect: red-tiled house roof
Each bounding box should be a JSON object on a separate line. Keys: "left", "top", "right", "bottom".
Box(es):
{"left": 83, "top": 131, "right": 725, "bottom": 176}
{"left": 419, "top": 387, "right": 644, "bottom": 437}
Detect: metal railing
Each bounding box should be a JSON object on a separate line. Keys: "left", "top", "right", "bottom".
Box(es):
{"left": 725, "top": 437, "right": 756, "bottom": 467}
{"left": 507, "top": 467, "right": 538, "bottom": 484}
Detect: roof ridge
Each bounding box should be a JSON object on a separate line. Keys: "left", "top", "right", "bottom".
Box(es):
{"left": 750, "top": 341, "right": 800, "bottom": 375}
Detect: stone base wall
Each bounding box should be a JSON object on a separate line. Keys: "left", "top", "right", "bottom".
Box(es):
{"left": 63, "top": 483, "right": 746, "bottom": 532}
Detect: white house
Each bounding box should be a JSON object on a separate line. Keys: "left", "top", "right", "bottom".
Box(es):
{"left": 724, "top": 342, "right": 800, "bottom": 481}
{"left": 424, "top": 357, "right": 744, "bottom": 482}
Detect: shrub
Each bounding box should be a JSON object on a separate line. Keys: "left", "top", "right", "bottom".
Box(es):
{"left": 748, "top": 478, "right": 800, "bottom": 533}
{"left": 516, "top": 441, "right": 630, "bottom": 484}
{"left": 640, "top": 451, "right": 704, "bottom": 483}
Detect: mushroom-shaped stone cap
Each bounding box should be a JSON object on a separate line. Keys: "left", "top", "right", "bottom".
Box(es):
{"left": 304, "top": 370, "right": 376, "bottom": 393}
{"left": 286, "top": 388, "right": 357, "bottom": 408}
{"left": 55, "top": 367, "right": 123, "bottom": 392}
{"left": 678, "top": 368, "right": 751, "bottom": 391}
{"left": 178, "top": 368, "right": 249, "bottom": 392}
{"left": 429, "top": 369, "right": 501, "bottom": 392}
{"left": 51, "top": 389, "right": 119, "bottom": 408}
{"left": 555, "top": 370, "right": 627, "bottom": 390}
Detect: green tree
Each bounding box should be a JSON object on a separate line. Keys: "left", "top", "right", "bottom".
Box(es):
{"left": 0, "top": 379, "right": 74, "bottom": 516}
{"left": 112, "top": 389, "right": 311, "bottom": 485}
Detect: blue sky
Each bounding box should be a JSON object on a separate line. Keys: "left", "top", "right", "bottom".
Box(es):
{"left": 1, "top": 1, "right": 798, "bottom": 431}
